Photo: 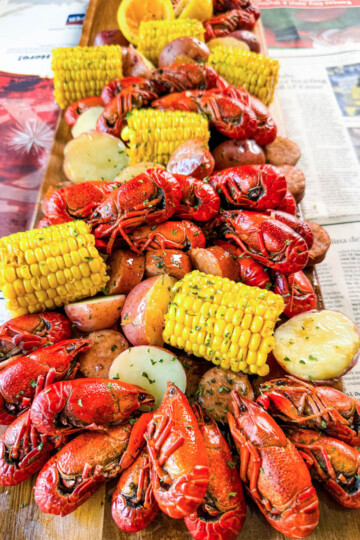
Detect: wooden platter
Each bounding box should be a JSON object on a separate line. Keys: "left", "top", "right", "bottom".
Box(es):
{"left": 2, "top": 1, "right": 360, "bottom": 540}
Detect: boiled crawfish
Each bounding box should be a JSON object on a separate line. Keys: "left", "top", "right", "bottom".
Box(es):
{"left": 112, "top": 448, "right": 159, "bottom": 532}
{"left": 184, "top": 404, "right": 246, "bottom": 540}
{"left": 128, "top": 220, "right": 205, "bottom": 252}
{"left": 30, "top": 378, "right": 154, "bottom": 436}
{"left": 216, "top": 240, "right": 271, "bottom": 289}
{"left": 265, "top": 209, "right": 314, "bottom": 250}
{"left": 174, "top": 174, "right": 220, "bottom": 221}
{"left": 276, "top": 191, "right": 297, "bottom": 216}
{"left": 273, "top": 271, "right": 317, "bottom": 318}
{"left": 209, "top": 165, "right": 287, "bottom": 211}
{"left": 42, "top": 181, "right": 121, "bottom": 225}
{"left": 152, "top": 89, "right": 258, "bottom": 140}
{"left": 228, "top": 392, "right": 319, "bottom": 538}
{"left": 286, "top": 428, "right": 360, "bottom": 508}
{"left": 64, "top": 96, "right": 104, "bottom": 126}
{"left": 0, "top": 339, "right": 89, "bottom": 425}
{"left": 89, "top": 169, "right": 181, "bottom": 254}
{"left": 0, "top": 312, "right": 71, "bottom": 361}
{"left": 203, "top": 10, "right": 257, "bottom": 41}
{"left": 218, "top": 210, "right": 309, "bottom": 274}
{"left": 213, "top": 0, "right": 260, "bottom": 20}
{"left": 34, "top": 412, "right": 151, "bottom": 516}
{"left": 146, "top": 382, "right": 209, "bottom": 519}
{"left": 0, "top": 410, "right": 64, "bottom": 486}
{"left": 258, "top": 376, "right": 360, "bottom": 447}
{"left": 247, "top": 96, "right": 278, "bottom": 147}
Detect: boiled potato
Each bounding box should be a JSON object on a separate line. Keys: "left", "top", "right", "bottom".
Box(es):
{"left": 65, "top": 294, "right": 126, "bottom": 332}
{"left": 121, "top": 275, "right": 177, "bottom": 346}
{"left": 78, "top": 330, "right": 129, "bottom": 378}
{"left": 207, "top": 37, "right": 249, "bottom": 51}
{"left": 274, "top": 310, "right": 360, "bottom": 381}
{"left": 63, "top": 131, "right": 129, "bottom": 183}
{"left": 109, "top": 345, "right": 186, "bottom": 407}
{"left": 71, "top": 107, "right": 104, "bottom": 139}
{"left": 114, "top": 162, "right": 165, "bottom": 184}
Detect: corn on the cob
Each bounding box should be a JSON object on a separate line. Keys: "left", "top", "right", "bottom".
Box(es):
{"left": 0, "top": 221, "right": 109, "bottom": 316}
{"left": 121, "top": 109, "right": 210, "bottom": 165}
{"left": 138, "top": 19, "right": 205, "bottom": 65}
{"left": 208, "top": 46, "right": 280, "bottom": 106}
{"left": 163, "top": 270, "right": 284, "bottom": 376}
{"left": 52, "top": 45, "right": 123, "bottom": 109}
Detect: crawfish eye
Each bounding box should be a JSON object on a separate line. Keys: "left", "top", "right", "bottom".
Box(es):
{"left": 239, "top": 404, "right": 247, "bottom": 413}
{"left": 168, "top": 387, "right": 175, "bottom": 395}
{"left": 139, "top": 393, "right": 150, "bottom": 402}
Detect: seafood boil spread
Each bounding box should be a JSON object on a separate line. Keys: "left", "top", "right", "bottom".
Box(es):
{"left": 1, "top": 0, "right": 360, "bottom": 538}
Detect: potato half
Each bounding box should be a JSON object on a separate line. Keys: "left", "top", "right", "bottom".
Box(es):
{"left": 274, "top": 310, "right": 360, "bottom": 381}
{"left": 109, "top": 345, "right": 186, "bottom": 406}
{"left": 63, "top": 131, "right": 129, "bottom": 183}
{"left": 71, "top": 107, "right": 104, "bottom": 139}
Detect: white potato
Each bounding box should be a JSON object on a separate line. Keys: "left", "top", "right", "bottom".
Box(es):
{"left": 65, "top": 294, "right": 125, "bottom": 332}
{"left": 71, "top": 107, "right": 104, "bottom": 138}
{"left": 109, "top": 345, "right": 186, "bottom": 407}
{"left": 63, "top": 131, "right": 129, "bottom": 183}
{"left": 274, "top": 310, "right": 360, "bottom": 381}
{"left": 114, "top": 162, "right": 165, "bottom": 184}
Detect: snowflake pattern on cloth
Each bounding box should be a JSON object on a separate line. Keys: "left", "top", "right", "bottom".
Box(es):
{"left": 0, "top": 72, "right": 59, "bottom": 237}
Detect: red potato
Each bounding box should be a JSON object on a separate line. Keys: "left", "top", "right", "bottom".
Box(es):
{"left": 306, "top": 221, "right": 331, "bottom": 266}
{"left": 265, "top": 136, "right": 301, "bottom": 166}
{"left": 277, "top": 165, "right": 306, "bottom": 203}
{"left": 212, "top": 139, "right": 265, "bottom": 170}
{"left": 145, "top": 249, "right": 192, "bottom": 280}
{"left": 94, "top": 29, "right": 129, "bottom": 47}
{"left": 121, "top": 275, "right": 177, "bottom": 346}
{"left": 78, "top": 330, "right": 129, "bottom": 378}
{"left": 107, "top": 249, "right": 145, "bottom": 295}
{"left": 123, "top": 45, "right": 154, "bottom": 78}
{"left": 190, "top": 246, "right": 239, "bottom": 281}
{"left": 167, "top": 139, "right": 215, "bottom": 179}
{"left": 65, "top": 295, "right": 126, "bottom": 332}
{"left": 158, "top": 37, "right": 210, "bottom": 68}
{"left": 228, "top": 30, "right": 261, "bottom": 53}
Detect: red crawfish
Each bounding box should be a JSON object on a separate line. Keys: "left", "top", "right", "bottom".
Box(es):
{"left": 146, "top": 383, "right": 209, "bottom": 519}
{"left": 273, "top": 271, "right": 317, "bottom": 318}
{"left": 216, "top": 240, "right": 271, "bottom": 289}
{"left": 112, "top": 447, "right": 159, "bottom": 532}
{"left": 213, "top": 0, "right": 260, "bottom": 20}
{"left": 219, "top": 210, "right": 309, "bottom": 274}
{"left": 0, "top": 410, "right": 64, "bottom": 486}
{"left": 286, "top": 428, "right": 360, "bottom": 509}
{"left": 248, "top": 96, "right": 277, "bottom": 147}
{"left": 152, "top": 90, "right": 258, "bottom": 140}
{"left": 151, "top": 64, "right": 229, "bottom": 95}
{"left": 173, "top": 174, "right": 220, "bottom": 221}
{"left": 276, "top": 191, "right": 297, "bottom": 216}
{"left": 34, "top": 413, "right": 151, "bottom": 516}
{"left": 97, "top": 77, "right": 158, "bottom": 137}
{"left": 203, "top": 10, "right": 257, "bottom": 41}
{"left": 64, "top": 96, "right": 104, "bottom": 126}
{"left": 128, "top": 220, "right": 205, "bottom": 252}
{"left": 41, "top": 181, "right": 121, "bottom": 225}
{"left": 265, "top": 209, "right": 314, "bottom": 249}
{"left": 89, "top": 168, "right": 182, "bottom": 254}
{"left": 228, "top": 392, "right": 319, "bottom": 538}
{"left": 257, "top": 376, "right": 360, "bottom": 447}
{"left": 0, "top": 312, "right": 71, "bottom": 361}
{"left": 30, "top": 378, "right": 154, "bottom": 437}
{"left": 0, "top": 339, "right": 89, "bottom": 425}
{"left": 209, "top": 165, "right": 287, "bottom": 211}
{"left": 185, "top": 404, "right": 246, "bottom": 540}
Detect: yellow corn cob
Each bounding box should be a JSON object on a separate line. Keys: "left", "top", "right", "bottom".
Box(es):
{"left": 163, "top": 270, "right": 284, "bottom": 376}
{"left": 138, "top": 19, "right": 205, "bottom": 65}
{"left": 208, "top": 46, "right": 280, "bottom": 106}
{"left": 52, "top": 45, "right": 123, "bottom": 109}
{"left": 121, "top": 109, "right": 210, "bottom": 165}
{"left": 0, "top": 221, "right": 109, "bottom": 316}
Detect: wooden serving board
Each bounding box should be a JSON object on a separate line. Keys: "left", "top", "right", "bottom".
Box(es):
{"left": 2, "top": 2, "right": 360, "bottom": 540}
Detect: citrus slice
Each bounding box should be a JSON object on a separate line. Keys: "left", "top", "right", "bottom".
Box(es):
{"left": 175, "top": 0, "right": 213, "bottom": 21}
{"left": 117, "top": 0, "right": 175, "bottom": 45}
